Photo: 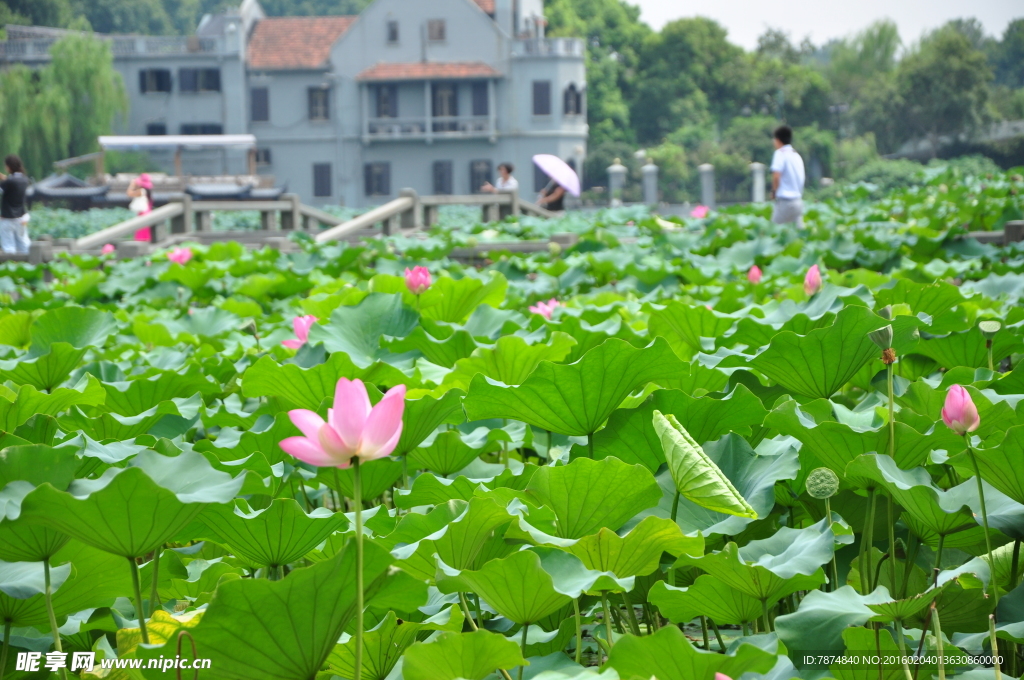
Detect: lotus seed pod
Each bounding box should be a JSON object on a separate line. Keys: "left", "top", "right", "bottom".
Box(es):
{"left": 979, "top": 320, "right": 1001, "bottom": 339}
{"left": 806, "top": 467, "right": 840, "bottom": 499}
{"left": 465, "top": 236, "right": 479, "bottom": 248}
{"left": 868, "top": 325, "right": 893, "bottom": 350}
{"left": 548, "top": 241, "right": 563, "bottom": 257}
{"left": 877, "top": 305, "right": 892, "bottom": 320}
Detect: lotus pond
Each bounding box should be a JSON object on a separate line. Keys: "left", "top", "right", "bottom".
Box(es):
{"left": 2, "top": 167, "right": 1024, "bottom": 680}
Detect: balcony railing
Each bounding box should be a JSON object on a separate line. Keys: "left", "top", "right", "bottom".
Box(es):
{"left": 0, "top": 34, "right": 230, "bottom": 62}
{"left": 511, "top": 37, "right": 585, "bottom": 58}
{"left": 366, "top": 116, "right": 494, "bottom": 141}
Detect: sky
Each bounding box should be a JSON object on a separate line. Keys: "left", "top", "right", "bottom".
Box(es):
{"left": 631, "top": 0, "right": 1021, "bottom": 50}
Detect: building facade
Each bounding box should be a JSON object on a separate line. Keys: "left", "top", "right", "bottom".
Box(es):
{"left": 0, "top": 0, "right": 587, "bottom": 207}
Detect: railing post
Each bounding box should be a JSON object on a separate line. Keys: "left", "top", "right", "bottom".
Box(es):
{"left": 511, "top": 190, "right": 521, "bottom": 217}
{"left": 399, "top": 189, "right": 421, "bottom": 230}
{"left": 698, "top": 163, "right": 715, "bottom": 209}
{"left": 425, "top": 204, "right": 439, "bottom": 227}
{"left": 1005, "top": 220, "right": 1024, "bottom": 244}
{"left": 424, "top": 81, "right": 434, "bottom": 144}
{"left": 642, "top": 160, "right": 659, "bottom": 206}
{"left": 287, "top": 193, "right": 301, "bottom": 230}
{"left": 750, "top": 162, "right": 766, "bottom": 203}
{"left": 182, "top": 194, "right": 193, "bottom": 232}
{"left": 28, "top": 241, "right": 52, "bottom": 265}
{"left": 196, "top": 210, "right": 212, "bottom": 232}
{"left": 484, "top": 201, "right": 499, "bottom": 223}
{"left": 608, "top": 158, "right": 627, "bottom": 207}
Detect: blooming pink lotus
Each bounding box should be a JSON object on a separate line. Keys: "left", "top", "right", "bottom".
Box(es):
{"left": 804, "top": 264, "right": 822, "bottom": 296}
{"left": 942, "top": 385, "right": 980, "bottom": 435}
{"left": 748, "top": 265, "right": 762, "bottom": 284}
{"left": 101, "top": 244, "right": 116, "bottom": 255}
{"left": 529, "top": 298, "right": 560, "bottom": 320}
{"left": 281, "top": 378, "right": 406, "bottom": 468}
{"left": 690, "top": 205, "right": 710, "bottom": 219}
{"left": 404, "top": 266, "right": 432, "bottom": 295}
{"left": 282, "top": 315, "right": 317, "bottom": 350}
{"left": 167, "top": 247, "right": 193, "bottom": 265}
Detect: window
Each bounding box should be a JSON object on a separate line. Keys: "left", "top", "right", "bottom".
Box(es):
{"left": 387, "top": 20, "right": 399, "bottom": 44}
{"left": 433, "top": 161, "right": 453, "bottom": 195}
{"left": 308, "top": 87, "right": 330, "bottom": 121}
{"left": 146, "top": 123, "right": 167, "bottom": 135}
{"left": 180, "top": 123, "right": 223, "bottom": 135}
{"left": 432, "top": 83, "right": 458, "bottom": 132}
{"left": 179, "top": 68, "right": 221, "bottom": 93}
{"left": 470, "top": 160, "right": 492, "bottom": 194}
{"left": 471, "top": 82, "right": 489, "bottom": 117}
{"left": 139, "top": 69, "right": 171, "bottom": 93}
{"left": 255, "top": 149, "right": 272, "bottom": 166}
{"left": 534, "top": 164, "right": 549, "bottom": 192}
{"left": 364, "top": 163, "right": 391, "bottom": 197}
{"left": 427, "top": 19, "right": 446, "bottom": 42}
{"left": 313, "top": 163, "right": 332, "bottom": 197}
{"left": 376, "top": 85, "right": 398, "bottom": 118}
{"left": 564, "top": 84, "right": 582, "bottom": 116}
{"left": 533, "top": 81, "right": 551, "bottom": 115}
{"left": 251, "top": 87, "right": 269, "bottom": 122}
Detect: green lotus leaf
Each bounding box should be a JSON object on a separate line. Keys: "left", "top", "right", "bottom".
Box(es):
{"left": 394, "top": 473, "right": 479, "bottom": 508}
{"left": 592, "top": 384, "right": 768, "bottom": 472}
{"left": 729, "top": 311, "right": 838, "bottom": 350}
{"left": 605, "top": 625, "right": 777, "bottom": 680}
{"left": 0, "top": 342, "right": 91, "bottom": 391}
{"left": 28, "top": 305, "right": 117, "bottom": 355}
{"left": 417, "top": 272, "right": 508, "bottom": 324}
{"left": 0, "top": 443, "right": 80, "bottom": 491}
{"left": 402, "top": 629, "right": 526, "bottom": 680}
{"left": 320, "top": 457, "right": 404, "bottom": 501}
{"left": 101, "top": 366, "right": 220, "bottom": 417}
{"left": 959, "top": 425, "right": 1024, "bottom": 505}
{"left": 59, "top": 393, "right": 204, "bottom": 441}
{"left": 464, "top": 337, "right": 690, "bottom": 436}
{"left": 133, "top": 538, "right": 394, "bottom": 680}
{"left": 0, "top": 310, "right": 32, "bottom": 348}
{"left": 552, "top": 313, "right": 648, "bottom": 363}
{"left": 955, "top": 581, "right": 1024, "bottom": 649}
{"left": 918, "top": 325, "right": 1021, "bottom": 370}
{"left": 675, "top": 520, "right": 839, "bottom": 605}
{"left": 654, "top": 411, "right": 758, "bottom": 519}
{"left": 163, "top": 559, "right": 243, "bottom": 603}
{"left": 436, "top": 549, "right": 572, "bottom": 624}
{"left": 19, "top": 449, "right": 244, "bottom": 557}
{"left": 393, "top": 388, "right": 466, "bottom": 457}
{"left": 830, "top": 627, "right": 933, "bottom": 680}
{"left": 385, "top": 325, "right": 479, "bottom": 368}
{"left": 307, "top": 292, "right": 419, "bottom": 367}
{"left": 750, "top": 305, "right": 888, "bottom": 399}
{"left": 531, "top": 547, "right": 633, "bottom": 597}
{"left": 905, "top": 578, "right": 994, "bottom": 634}
{"left": 567, "top": 516, "right": 702, "bottom": 578}
{"left": 0, "top": 559, "right": 70, "bottom": 599}
{"left": 0, "top": 374, "right": 105, "bottom": 431}
{"left": 649, "top": 575, "right": 762, "bottom": 625}
{"left": 324, "top": 606, "right": 465, "bottom": 680}
{"left": 194, "top": 499, "right": 348, "bottom": 568}
{"left": 409, "top": 430, "right": 496, "bottom": 477}
{"left": 443, "top": 332, "right": 577, "bottom": 391}
{"left": 648, "top": 300, "right": 735, "bottom": 359}
{"left": 0, "top": 445, "right": 77, "bottom": 561}
{"left": 524, "top": 456, "right": 661, "bottom": 539}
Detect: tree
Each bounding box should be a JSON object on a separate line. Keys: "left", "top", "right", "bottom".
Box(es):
{"left": 825, "top": 20, "right": 901, "bottom": 101}
{"left": 898, "top": 27, "right": 992, "bottom": 156}
{"left": 993, "top": 19, "right": 1024, "bottom": 87}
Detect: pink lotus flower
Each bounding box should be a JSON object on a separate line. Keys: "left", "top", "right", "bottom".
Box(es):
{"left": 690, "top": 205, "right": 709, "bottom": 219}
{"left": 529, "top": 298, "right": 560, "bottom": 320}
{"left": 404, "top": 266, "right": 432, "bottom": 295}
{"left": 715, "top": 674, "right": 732, "bottom": 680}
{"left": 942, "top": 385, "right": 980, "bottom": 435}
{"left": 167, "top": 247, "right": 193, "bottom": 265}
{"left": 282, "top": 315, "right": 317, "bottom": 350}
{"left": 281, "top": 378, "right": 407, "bottom": 468}
{"left": 804, "top": 264, "right": 822, "bottom": 296}
{"left": 101, "top": 244, "right": 116, "bottom": 255}
{"left": 748, "top": 265, "right": 762, "bottom": 284}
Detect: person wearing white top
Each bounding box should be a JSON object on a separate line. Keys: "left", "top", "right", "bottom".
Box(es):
{"left": 481, "top": 163, "right": 518, "bottom": 193}
{"left": 770, "top": 125, "right": 806, "bottom": 228}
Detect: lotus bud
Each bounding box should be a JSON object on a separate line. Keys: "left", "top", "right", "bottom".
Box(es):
{"left": 747, "top": 265, "right": 762, "bottom": 284}
{"left": 548, "top": 241, "right": 563, "bottom": 257}
{"left": 806, "top": 467, "right": 840, "bottom": 500}
{"left": 465, "top": 236, "right": 479, "bottom": 248}
{"left": 942, "top": 385, "right": 980, "bottom": 436}
{"left": 868, "top": 325, "right": 893, "bottom": 350}
{"left": 804, "top": 265, "right": 822, "bottom": 296}
{"left": 877, "top": 305, "right": 892, "bottom": 320}
{"left": 979, "top": 320, "right": 1001, "bottom": 339}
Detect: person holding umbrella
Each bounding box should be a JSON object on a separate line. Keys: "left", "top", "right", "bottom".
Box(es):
{"left": 533, "top": 154, "right": 579, "bottom": 213}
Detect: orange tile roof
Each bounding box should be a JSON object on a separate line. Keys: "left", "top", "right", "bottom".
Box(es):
{"left": 248, "top": 16, "right": 356, "bottom": 70}
{"left": 473, "top": 0, "right": 495, "bottom": 13}
{"left": 357, "top": 62, "right": 501, "bottom": 81}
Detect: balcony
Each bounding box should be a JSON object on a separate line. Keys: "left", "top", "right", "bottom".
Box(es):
{"left": 511, "top": 37, "right": 585, "bottom": 58}
{"left": 0, "top": 34, "right": 230, "bottom": 64}
{"left": 365, "top": 115, "right": 494, "bottom": 142}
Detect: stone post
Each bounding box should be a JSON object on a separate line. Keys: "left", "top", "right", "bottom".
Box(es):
{"left": 607, "top": 158, "right": 627, "bottom": 207}
{"left": 750, "top": 162, "right": 766, "bottom": 203}
{"left": 641, "top": 160, "right": 659, "bottom": 206}
{"left": 698, "top": 163, "right": 715, "bottom": 209}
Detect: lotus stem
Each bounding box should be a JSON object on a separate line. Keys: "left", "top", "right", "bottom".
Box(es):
{"left": 0, "top": 620, "right": 10, "bottom": 680}
{"left": 517, "top": 623, "right": 530, "bottom": 680}
{"left": 1012, "top": 540, "right": 1021, "bottom": 589}
{"left": 966, "top": 442, "right": 999, "bottom": 611}
{"left": 601, "top": 592, "right": 614, "bottom": 651}
{"left": 700, "top": 615, "right": 709, "bottom": 649}
{"left": 861, "top": 488, "right": 877, "bottom": 593}
{"left": 43, "top": 559, "right": 68, "bottom": 680}
{"left": 991, "top": 615, "right": 1003, "bottom": 680}
{"left": 825, "top": 497, "right": 840, "bottom": 591}
{"left": 933, "top": 603, "right": 946, "bottom": 680}
{"left": 900, "top": 534, "right": 919, "bottom": 600}
{"left": 761, "top": 599, "right": 772, "bottom": 633}
{"left": 573, "top": 598, "right": 583, "bottom": 664}
{"left": 988, "top": 339, "right": 994, "bottom": 372}
{"left": 460, "top": 592, "right": 478, "bottom": 630}
{"left": 128, "top": 557, "right": 150, "bottom": 644}
{"left": 710, "top": 618, "right": 726, "bottom": 651}
{"left": 473, "top": 593, "right": 482, "bottom": 628}
{"left": 352, "top": 457, "right": 365, "bottom": 680}
{"left": 670, "top": 491, "right": 680, "bottom": 524}
{"left": 895, "top": 619, "right": 914, "bottom": 680}
{"left": 933, "top": 534, "right": 945, "bottom": 587}
{"left": 888, "top": 496, "right": 897, "bottom": 592}
{"left": 742, "top": 620, "right": 750, "bottom": 637}
{"left": 588, "top": 432, "right": 594, "bottom": 459}
{"left": 149, "top": 545, "right": 162, "bottom": 617}
{"left": 621, "top": 592, "right": 641, "bottom": 636}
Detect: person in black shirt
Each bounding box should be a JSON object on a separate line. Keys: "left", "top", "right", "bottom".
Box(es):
{"left": 537, "top": 179, "right": 565, "bottom": 212}
{"left": 0, "top": 155, "right": 30, "bottom": 254}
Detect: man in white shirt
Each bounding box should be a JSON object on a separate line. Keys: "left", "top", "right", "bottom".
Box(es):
{"left": 770, "top": 125, "right": 806, "bottom": 228}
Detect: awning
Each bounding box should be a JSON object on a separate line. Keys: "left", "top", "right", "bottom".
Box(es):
{"left": 98, "top": 135, "right": 257, "bottom": 150}
{"left": 356, "top": 62, "right": 501, "bottom": 82}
